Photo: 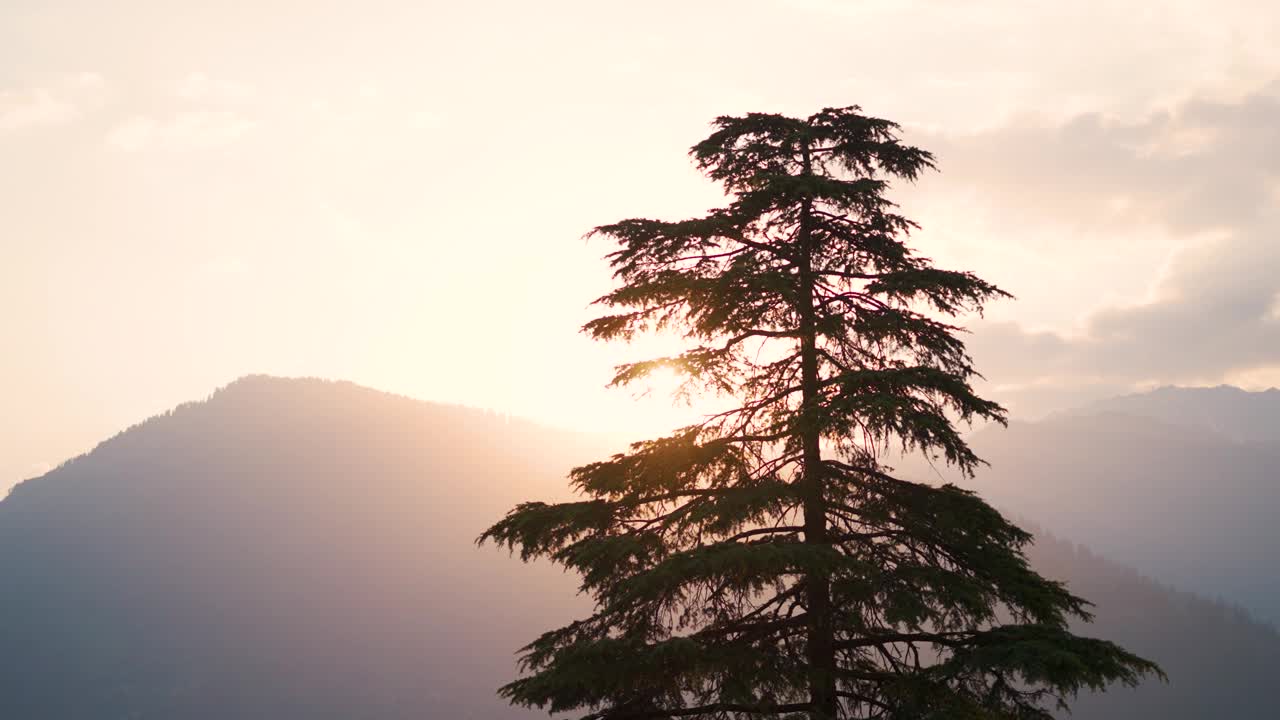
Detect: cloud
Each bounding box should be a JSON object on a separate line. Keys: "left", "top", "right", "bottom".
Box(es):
{"left": 106, "top": 110, "right": 256, "bottom": 152}
{"left": 175, "top": 72, "right": 252, "bottom": 104}
{"left": 927, "top": 82, "right": 1280, "bottom": 413}
{"left": 972, "top": 218, "right": 1280, "bottom": 383}
{"left": 931, "top": 81, "right": 1280, "bottom": 235}
{"left": 0, "top": 89, "right": 76, "bottom": 131}
{"left": 103, "top": 72, "right": 257, "bottom": 151}
{"left": 0, "top": 73, "right": 106, "bottom": 132}
{"left": 784, "top": 0, "right": 1280, "bottom": 130}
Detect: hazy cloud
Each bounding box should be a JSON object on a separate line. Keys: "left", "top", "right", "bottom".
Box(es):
{"left": 0, "top": 73, "right": 105, "bottom": 132}
{"left": 786, "top": 0, "right": 1280, "bottom": 127}
{"left": 934, "top": 82, "right": 1280, "bottom": 412}
{"left": 106, "top": 110, "right": 256, "bottom": 152}
{"left": 928, "top": 80, "right": 1280, "bottom": 236}
{"left": 175, "top": 72, "right": 253, "bottom": 104}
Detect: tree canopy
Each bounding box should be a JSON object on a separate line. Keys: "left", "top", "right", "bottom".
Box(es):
{"left": 481, "top": 106, "right": 1161, "bottom": 719}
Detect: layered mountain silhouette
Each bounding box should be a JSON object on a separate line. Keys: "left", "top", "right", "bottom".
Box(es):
{"left": 932, "top": 389, "right": 1280, "bottom": 626}
{"left": 1072, "top": 384, "right": 1280, "bottom": 445}
{"left": 1, "top": 376, "right": 1276, "bottom": 718}
{"left": 1023, "top": 528, "right": 1278, "bottom": 718}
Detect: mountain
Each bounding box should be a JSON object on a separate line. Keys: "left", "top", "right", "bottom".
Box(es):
{"left": 1, "top": 375, "right": 1276, "bottom": 718}
{"left": 1024, "top": 528, "right": 1279, "bottom": 718}
{"left": 938, "top": 403, "right": 1280, "bottom": 626}
{"left": 0, "top": 376, "right": 607, "bottom": 719}
{"left": 1070, "top": 384, "right": 1280, "bottom": 445}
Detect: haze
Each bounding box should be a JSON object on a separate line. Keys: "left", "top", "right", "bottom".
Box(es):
{"left": 5, "top": 0, "right": 1280, "bottom": 494}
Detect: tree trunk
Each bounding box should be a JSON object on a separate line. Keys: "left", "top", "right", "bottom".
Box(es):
{"left": 798, "top": 142, "right": 837, "bottom": 720}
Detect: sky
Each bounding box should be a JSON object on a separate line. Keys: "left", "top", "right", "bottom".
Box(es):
{"left": 4, "top": 0, "right": 1280, "bottom": 493}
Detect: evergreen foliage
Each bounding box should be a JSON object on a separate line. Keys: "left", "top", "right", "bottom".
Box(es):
{"left": 481, "top": 107, "right": 1161, "bottom": 719}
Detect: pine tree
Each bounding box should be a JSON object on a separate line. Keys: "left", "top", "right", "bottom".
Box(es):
{"left": 480, "top": 107, "right": 1161, "bottom": 719}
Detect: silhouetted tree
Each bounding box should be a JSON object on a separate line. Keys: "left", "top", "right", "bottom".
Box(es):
{"left": 481, "top": 107, "right": 1160, "bottom": 719}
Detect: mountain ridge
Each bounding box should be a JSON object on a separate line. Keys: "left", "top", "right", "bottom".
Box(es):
{"left": 1057, "top": 383, "right": 1280, "bottom": 444}
{"left": 940, "top": 398, "right": 1280, "bottom": 626}
{"left": 2, "top": 375, "right": 1277, "bottom": 718}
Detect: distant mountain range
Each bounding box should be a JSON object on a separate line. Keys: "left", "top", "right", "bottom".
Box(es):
{"left": 1, "top": 376, "right": 1277, "bottom": 718}
{"left": 1067, "top": 384, "right": 1280, "bottom": 445}
{"left": 1023, "top": 527, "right": 1279, "bottom": 718}
{"left": 931, "top": 385, "right": 1280, "bottom": 626}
